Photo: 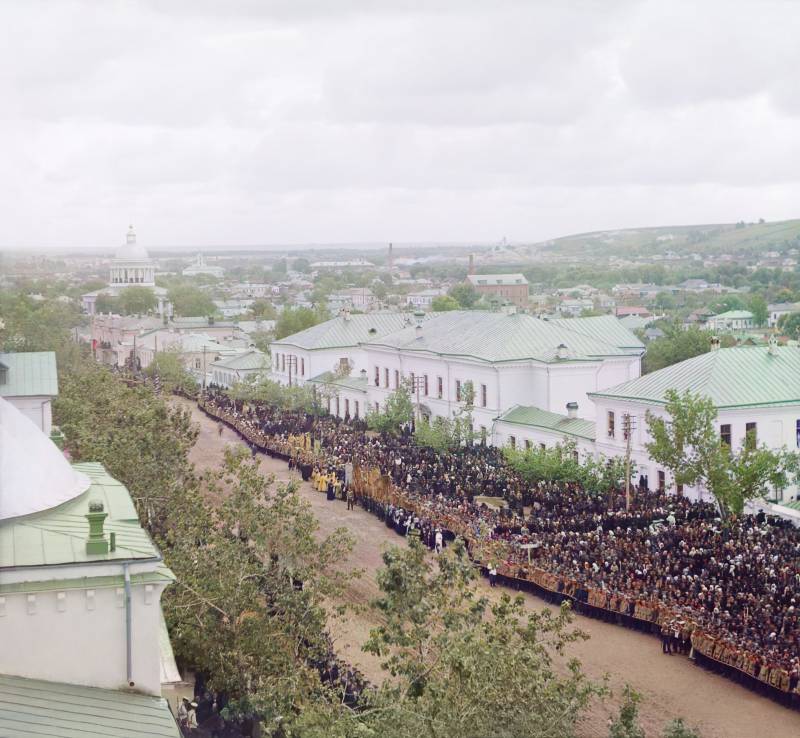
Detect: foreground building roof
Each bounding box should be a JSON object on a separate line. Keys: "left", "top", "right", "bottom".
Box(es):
{"left": 0, "top": 674, "right": 180, "bottom": 737}
{"left": 590, "top": 346, "right": 800, "bottom": 409}
{"left": 0, "top": 351, "right": 58, "bottom": 398}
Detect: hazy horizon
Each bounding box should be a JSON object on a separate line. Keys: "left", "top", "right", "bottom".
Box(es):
{"left": 3, "top": 1, "right": 800, "bottom": 251}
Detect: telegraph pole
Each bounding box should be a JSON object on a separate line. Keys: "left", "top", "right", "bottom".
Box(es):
{"left": 410, "top": 375, "right": 425, "bottom": 423}
{"left": 623, "top": 413, "right": 637, "bottom": 512}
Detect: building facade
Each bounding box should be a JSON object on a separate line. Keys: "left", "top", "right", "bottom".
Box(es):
{"left": 466, "top": 273, "right": 529, "bottom": 308}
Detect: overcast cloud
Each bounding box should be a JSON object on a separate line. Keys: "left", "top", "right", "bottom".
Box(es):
{"left": 1, "top": 0, "right": 799, "bottom": 250}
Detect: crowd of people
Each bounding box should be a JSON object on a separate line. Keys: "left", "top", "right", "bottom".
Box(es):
{"left": 198, "top": 389, "right": 800, "bottom": 703}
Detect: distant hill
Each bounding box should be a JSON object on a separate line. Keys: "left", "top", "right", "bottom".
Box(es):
{"left": 534, "top": 219, "right": 800, "bottom": 259}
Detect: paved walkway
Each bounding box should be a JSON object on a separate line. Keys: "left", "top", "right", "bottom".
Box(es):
{"left": 179, "top": 398, "right": 800, "bottom": 738}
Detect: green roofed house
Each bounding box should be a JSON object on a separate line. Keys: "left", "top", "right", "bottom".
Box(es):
{"left": 210, "top": 349, "right": 270, "bottom": 389}
{"left": 0, "top": 351, "right": 58, "bottom": 436}
{"left": 0, "top": 396, "right": 181, "bottom": 736}
{"left": 705, "top": 309, "right": 754, "bottom": 333}
{"left": 587, "top": 343, "right": 800, "bottom": 508}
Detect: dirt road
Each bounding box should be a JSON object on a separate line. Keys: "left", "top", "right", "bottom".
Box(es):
{"left": 179, "top": 398, "right": 800, "bottom": 738}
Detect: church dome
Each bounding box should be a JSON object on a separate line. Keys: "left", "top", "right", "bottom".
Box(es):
{"left": 114, "top": 225, "right": 151, "bottom": 262}
{"left": 0, "top": 397, "right": 90, "bottom": 520}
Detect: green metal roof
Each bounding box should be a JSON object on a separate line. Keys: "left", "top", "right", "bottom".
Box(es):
{"left": 781, "top": 500, "right": 800, "bottom": 511}
{"left": 210, "top": 350, "right": 269, "bottom": 371}
{"left": 0, "top": 674, "right": 180, "bottom": 737}
{"left": 0, "top": 462, "right": 162, "bottom": 570}
{"left": 0, "top": 352, "right": 58, "bottom": 398}
{"left": 272, "top": 313, "right": 424, "bottom": 350}
{"left": 548, "top": 315, "right": 645, "bottom": 352}
{"left": 365, "top": 311, "right": 633, "bottom": 363}
{"left": 496, "top": 405, "right": 596, "bottom": 441}
{"left": 590, "top": 346, "right": 800, "bottom": 409}
{"left": 308, "top": 372, "right": 369, "bottom": 392}
{"left": 710, "top": 310, "right": 753, "bottom": 320}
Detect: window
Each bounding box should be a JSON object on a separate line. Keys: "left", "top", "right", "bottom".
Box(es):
{"left": 338, "top": 357, "right": 348, "bottom": 372}
{"left": 374, "top": 401, "right": 380, "bottom": 413}
{"left": 374, "top": 366, "right": 380, "bottom": 387}
{"left": 336, "top": 397, "right": 340, "bottom": 416}
{"left": 745, "top": 422, "right": 757, "bottom": 449}
{"left": 607, "top": 411, "right": 615, "bottom": 438}
{"left": 796, "top": 419, "right": 800, "bottom": 448}
{"left": 301, "top": 357, "right": 305, "bottom": 376}
{"left": 195, "top": 358, "right": 201, "bottom": 369}
{"left": 345, "top": 399, "right": 350, "bottom": 416}
{"left": 524, "top": 440, "right": 532, "bottom": 450}
{"left": 676, "top": 483, "right": 684, "bottom": 496}
{"left": 573, "top": 450, "right": 579, "bottom": 463}
{"left": 394, "top": 369, "right": 400, "bottom": 388}
{"left": 437, "top": 376, "right": 443, "bottom": 399}
{"left": 354, "top": 401, "right": 359, "bottom": 419}
{"left": 509, "top": 435, "right": 516, "bottom": 449}
{"left": 480, "top": 383, "right": 487, "bottom": 407}
{"left": 658, "top": 470, "right": 666, "bottom": 492}
{"left": 384, "top": 367, "right": 389, "bottom": 388}
{"left": 424, "top": 375, "right": 429, "bottom": 396}
{"left": 410, "top": 372, "right": 415, "bottom": 391}
{"left": 480, "top": 426, "right": 487, "bottom": 444}
{"left": 455, "top": 380, "right": 462, "bottom": 402}
{"left": 720, "top": 423, "right": 731, "bottom": 446}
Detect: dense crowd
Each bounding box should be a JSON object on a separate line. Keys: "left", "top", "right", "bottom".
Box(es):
{"left": 199, "top": 390, "right": 800, "bottom": 699}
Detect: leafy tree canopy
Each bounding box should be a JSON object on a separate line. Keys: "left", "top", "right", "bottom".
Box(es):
{"left": 168, "top": 284, "right": 217, "bottom": 317}
{"left": 430, "top": 295, "right": 460, "bottom": 312}
{"left": 447, "top": 282, "right": 480, "bottom": 308}
{"left": 274, "top": 306, "right": 329, "bottom": 340}
{"left": 117, "top": 286, "right": 158, "bottom": 315}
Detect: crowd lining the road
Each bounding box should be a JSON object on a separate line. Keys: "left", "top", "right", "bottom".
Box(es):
{"left": 198, "top": 390, "right": 800, "bottom": 706}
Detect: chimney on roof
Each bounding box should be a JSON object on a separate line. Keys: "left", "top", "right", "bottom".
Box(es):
{"left": 768, "top": 335, "right": 779, "bottom": 356}
{"left": 342, "top": 307, "right": 351, "bottom": 322}
{"left": 360, "top": 368, "right": 367, "bottom": 380}
{"left": 415, "top": 323, "right": 423, "bottom": 340}
{"left": 85, "top": 500, "right": 109, "bottom": 555}
{"left": 566, "top": 402, "right": 578, "bottom": 419}
{"left": 556, "top": 343, "right": 568, "bottom": 360}
{"left": 710, "top": 335, "right": 721, "bottom": 351}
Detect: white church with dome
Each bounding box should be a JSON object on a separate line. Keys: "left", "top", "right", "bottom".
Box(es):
{"left": 82, "top": 226, "right": 171, "bottom": 317}
{"left": 0, "top": 395, "right": 181, "bottom": 736}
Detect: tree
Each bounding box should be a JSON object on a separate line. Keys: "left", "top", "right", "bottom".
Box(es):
{"left": 646, "top": 389, "right": 798, "bottom": 518}
{"left": 168, "top": 284, "right": 216, "bottom": 317}
{"left": 710, "top": 294, "right": 745, "bottom": 314}
{"left": 777, "top": 311, "right": 800, "bottom": 339}
{"left": 344, "top": 538, "right": 603, "bottom": 738}
{"left": 248, "top": 300, "right": 278, "bottom": 320}
{"left": 163, "top": 449, "right": 355, "bottom": 723}
{"left": 662, "top": 718, "right": 703, "bottom": 738}
{"left": 430, "top": 295, "right": 460, "bottom": 312}
{"left": 747, "top": 294, "right": 768, "bottom": 327}
{"left": 366, "top": 381, "right": 414, "bottom": 435}
{"left": 274, "top": 306, "right": 329, "bottom": 340}
{"left": 448, "top": 283, "right": 480, "bottom": 308}
{"left": 608, "top": 686, "right": 645, "bottom": 738}
{"left": 117, "top": 286, "right": 158, "bottom": 315}
{"left": 292, "top": 257, "right": 311, "bottom": 273}
{"left": 94, "top": 292, "right": 117, "bottom": 314}
{"left": 654, "top": 291, "right": 676, "bottom": 311}
{"left": 146, "top": 347, "right": 198, "bottom": 395}
{"left": 642, "top": 325, "right": 716, "bottom": 374}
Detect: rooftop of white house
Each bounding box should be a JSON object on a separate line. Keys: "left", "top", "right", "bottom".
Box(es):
{"left": 363, "top": 311, "right": 640, "bottom": 364}
{"left": 0, "top": 351, "right": 58, "bottom": 397}
{"left": 271, "top": 312, "right": 429, "bottom": 350}
{"left": 496, "top": 405, "right": 596, "bottom": 441}
{"left": 590, "top": 346, "right": 800, "bottom": 409}
{"left": 0, "top": 674, "right": 180, "bottom": 738}
{"left": 210, "top": 350, "right": 269, "bottom": 371}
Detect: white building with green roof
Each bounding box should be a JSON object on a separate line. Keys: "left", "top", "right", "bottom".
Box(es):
{"left": 587, "top": 344, "right": 800, "bottom": 503}
{"left": 0, "top": 351, "right": 58, "bottom": 436}
{"left": 0, "top": 397, "right": 180, "bottom": 736}
{"left": 275, "top": 311, "right": 644, "bottom": 434}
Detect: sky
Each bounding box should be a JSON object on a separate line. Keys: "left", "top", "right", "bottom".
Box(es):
{"left": 2, "top": 0, "right": 800, "bottom": 251}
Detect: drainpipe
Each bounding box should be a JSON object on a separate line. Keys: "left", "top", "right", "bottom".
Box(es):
{"left": 123, "top": 563, "right": 133, "bottom": 686}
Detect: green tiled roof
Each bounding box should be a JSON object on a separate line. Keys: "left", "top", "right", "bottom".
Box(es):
{"left": 272, "top": 313, "right": 425, "bottom": 350}
{"left": 308, "top": 372, "right": 368, "bottom": 392}
{"left": 365, "top": 311, "right": 633, "bottom": 363}
{"left": 590, "top": 346, "right": 800, "bottom": 409}
{"left": 0, "top": 674, "right": 180, "bottom": 737}
{"left": 0, "top": 352, "right": 58, "bottom": 398}
{"left": 497, "top": 405, "right": 596, "bottom": 441}
{"left": 0, "top": 462, "right": 162, "bottom": 569}
{"left": 548, "top": 315, "right": 645, "bottom": 351}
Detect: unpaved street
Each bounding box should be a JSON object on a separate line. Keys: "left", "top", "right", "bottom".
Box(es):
{"left": 179, "top": 398, "right": 800, "bottom": 738}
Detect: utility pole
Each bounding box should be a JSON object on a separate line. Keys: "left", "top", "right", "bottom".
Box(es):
{"left": 410, "top": 375, "right": 425, "bottom": 423}
{"left": 622, "top": 413, "right": 637, "bottom": 512}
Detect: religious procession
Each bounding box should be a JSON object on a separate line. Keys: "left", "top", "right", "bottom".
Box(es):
{"left": 198, "top": 389, "right": 800, "bottom": 707}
